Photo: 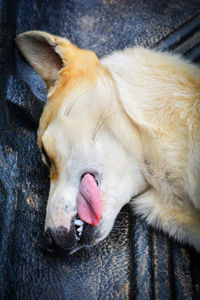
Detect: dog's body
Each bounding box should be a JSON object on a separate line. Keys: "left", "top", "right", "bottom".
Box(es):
{"left": 16, "top": 31, "right": 200, "bottom": 254}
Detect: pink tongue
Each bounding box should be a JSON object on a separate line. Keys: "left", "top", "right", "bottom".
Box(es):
{"left": 77, "top": 173, "right": 101, "bottom": 226}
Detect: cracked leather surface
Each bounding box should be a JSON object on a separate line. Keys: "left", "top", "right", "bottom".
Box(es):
{"left": 0, "top": 0, "right": 200, "bottom": 299}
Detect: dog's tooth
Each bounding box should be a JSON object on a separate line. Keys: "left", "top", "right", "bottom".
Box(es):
{"left": 74, "top": 219, "right": 84, "bottom": 226}
{"left": 77, "top": 226, "right": 83, "bottom": 233}
{"left": 78, "top": 230, "right": 83, "bottom": 236}
{"left": 74, "top": 218, "right": 84, "bottom": 240}
{"left": 75, "top": 233, "right": 80, "bottom": 241}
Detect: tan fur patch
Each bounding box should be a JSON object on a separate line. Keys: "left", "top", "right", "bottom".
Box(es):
{"left": 50, "top": 163, "right": 59, "bottom": 182}
{"left": 38, "top": 45, "right": 100, "bottom": 149}
{"left": 41, "top": 134, "right": 61, "bottom": 181}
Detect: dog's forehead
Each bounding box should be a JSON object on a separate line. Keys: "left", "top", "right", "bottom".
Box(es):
{"left": 38, "top": 64, "right": 115, "bottom": 149}
{"left": 38, "top": 90, "right": 97, "bottom": 155}
{"left": 38, "top": 80, "right": 98, "bottom": 149}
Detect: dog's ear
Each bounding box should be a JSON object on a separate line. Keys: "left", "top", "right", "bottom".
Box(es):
{"left": 15, "top": 31, "right": 72, "bottom": 88}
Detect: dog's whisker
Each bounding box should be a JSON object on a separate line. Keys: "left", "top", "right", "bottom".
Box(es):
{"left": 64, "top": 99, "right": 78, "bottom": 116}
{"left": 114, "top": 221, "right": 128, "bottom": 226}
{"left": 64, "top": 89, "right": 89, "bottom": 117}
{"left": 93, "top": 115, "right": 109, "bottom": 141}
{"left": 93, "top": 110, "right": 122, "bottom": 141}
{"left": 92, "top": 109, "right": 107, "bottom": 141}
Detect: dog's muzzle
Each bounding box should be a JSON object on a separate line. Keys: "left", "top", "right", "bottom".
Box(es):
{"left": 43, "top": 173, "right": 102, "bottom": 255}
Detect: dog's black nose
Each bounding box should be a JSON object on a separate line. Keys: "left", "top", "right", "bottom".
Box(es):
{"left": 44, "top": 226, "right": 77, "bottom": 255}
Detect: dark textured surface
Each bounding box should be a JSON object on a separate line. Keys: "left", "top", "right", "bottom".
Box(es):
{"left": 0, "top": 1, "right": 200, "bottom": 299}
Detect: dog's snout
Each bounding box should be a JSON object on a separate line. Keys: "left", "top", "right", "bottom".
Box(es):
{"left": 44, "top": 226, "right": 77, "bottom": 255}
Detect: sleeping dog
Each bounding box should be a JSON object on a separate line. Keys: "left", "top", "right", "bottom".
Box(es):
{"left": 16, "top": 31, "right": 200, "bottom": 255}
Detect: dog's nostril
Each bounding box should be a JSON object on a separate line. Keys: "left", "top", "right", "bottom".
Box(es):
{"left": 45, "top": 228, "right": 57, "bottom": 253}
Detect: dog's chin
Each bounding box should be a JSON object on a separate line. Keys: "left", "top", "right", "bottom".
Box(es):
{"left": 68, "top": 230, "right": 103, "bottom": 255}
{"left": 69, "top": 222, "right": 109, "bottom": 255}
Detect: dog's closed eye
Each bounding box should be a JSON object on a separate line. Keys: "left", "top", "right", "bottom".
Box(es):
{"left": 41, "top": 145, "right": 51, "bottom": 168}
{"left": 40, "top": 144, "right": 59, "bottom": 181}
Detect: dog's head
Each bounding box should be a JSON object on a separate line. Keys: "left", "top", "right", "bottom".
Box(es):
{"left": 16, "top": 31, "right": 147, "bottom": 255}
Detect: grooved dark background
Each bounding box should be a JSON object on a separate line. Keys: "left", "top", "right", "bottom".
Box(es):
{"left": 0, "top": 1, "right": 200, "bottom": 299}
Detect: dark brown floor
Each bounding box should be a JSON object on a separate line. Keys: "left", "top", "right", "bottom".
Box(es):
{"left": 0, "top": 1, "right": 200, "bottom": 299}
